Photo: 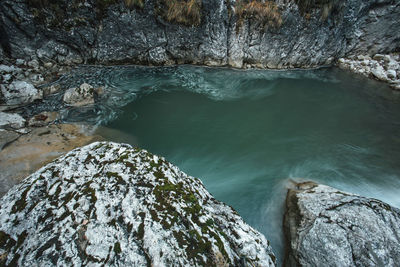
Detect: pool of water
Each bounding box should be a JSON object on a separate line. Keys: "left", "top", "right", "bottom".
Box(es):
{"left": 41, "top": 65, "right": 400, "bottom": 263}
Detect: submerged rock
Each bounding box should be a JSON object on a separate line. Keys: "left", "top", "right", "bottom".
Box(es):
{"left": 284, "top": 182, "right": 400, "bottom": 267}
{"left": 63, "top": 83, "right": 95, "bottom": 107}
{"left": 0, "top": 142, "right": 275, "bottom": 266}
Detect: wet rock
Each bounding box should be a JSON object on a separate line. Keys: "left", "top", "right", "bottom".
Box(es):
{"left": 0, "top": 112, "right": 26, "bottom": 129}
{"left": 63, "top": 83, "right": 95, "bottom": 107}
{"left": 0, "top": 124, "right": 102, "bottom": 196}
{"left": 43, "top": 84, "right": 61, "bottom": 96}
{"left": 28, "top": 111, "right": 59, "bottom": 127}
{"left": 0, "top": 129, "right": 20, "bottom": 150}
{"left": 0, "top": 80, "right": 42, "bottom": 105}
{"left": 284, "top": 182, "right": 400, "bottom": 267}
{"left": 0, "top": 141, "right": 276, "bottom": 266}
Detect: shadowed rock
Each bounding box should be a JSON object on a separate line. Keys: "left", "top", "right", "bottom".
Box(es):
{"left": 284, "top": 181, "right": 400, "bottom": 267}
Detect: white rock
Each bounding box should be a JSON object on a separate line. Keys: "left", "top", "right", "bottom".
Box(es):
{"left": 0, "top": 81, "right": 43, "bottom": 105}
{"left": 383, "top": 55, "right": 392, "bottom": 63}
{"left": 387, "top": 69, "right": 397, "bottom": 79}
{"left": 0, "top": 142, "right": 276, "bottom": 266}
{"left": 361, "top": 59, "right": 370, "bottom": 66}
{"left": 371, "top": 65, "right": 388, "bottom": 81}
{"left": 63, "top": 83, "right": 95, "bottom": 107}
{"left": 0, "top": 112, "right": 26, "bottom": 129}
{"left": 15, "top": 59, "right": 25, "bottom": 66}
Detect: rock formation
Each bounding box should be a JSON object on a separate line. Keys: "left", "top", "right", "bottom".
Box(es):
{"left": 0, "top": 0, "right": 399, "bottom": 68}
{"left": 0, "top": 141, "right": 276, "bottom": 266}
{"left": 284, "top": 181, "right": 400, "bottom": 267}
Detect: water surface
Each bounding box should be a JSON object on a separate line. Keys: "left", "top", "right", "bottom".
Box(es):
{"left": 54, "top": 66, "right": 400, "bottom": 263}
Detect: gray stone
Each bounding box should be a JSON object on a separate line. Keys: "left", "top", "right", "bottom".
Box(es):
{"left": 387, "top": 69, "right": 397, "bottom": 79}
{"left": 63, "top": 83, "right": 95, "bottom": 107}
{"left": 373, "top": 54, "right": 385, "bottom": 61}
{"left": 371, "top": 64, "right": 388, "bottom": 81}
{"left": 0, "top": 129, "right": 20, "bottom": 150}
{"left": 0, "top": 81, "right": 42, "bottom": 105}
{"left": 0, "top": 0, "right": 399, "bottom": 68}
{"left": 0, "top": 112, "right": 26, "bottom": 129}
{"left": 0, "top": 141, "right": 276, "bottom": 266}
{"left": 27, "top": 59, "right": 39, "bottom": 69}
{"left": 284, "top": 182, "right": 400, "bottom": 267}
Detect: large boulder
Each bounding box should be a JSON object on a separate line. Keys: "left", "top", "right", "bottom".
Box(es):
{"left": 0, "top": 141, "right": 276, "bottom": 266}
{"left": 284, "top": 182, "right": 400, "bottom": 267}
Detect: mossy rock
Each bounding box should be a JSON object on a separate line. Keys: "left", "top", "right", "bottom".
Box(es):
{"left": 0, "top": 142, "right": 275, "bottom": 266}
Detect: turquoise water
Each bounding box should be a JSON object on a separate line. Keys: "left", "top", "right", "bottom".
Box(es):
{"left": 62, "top": 66, "right": 400, "bottom": 263}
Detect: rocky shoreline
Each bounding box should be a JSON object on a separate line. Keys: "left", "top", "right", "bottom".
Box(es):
{"left": 338, "top": 53, "right": 400, "bottom": 90}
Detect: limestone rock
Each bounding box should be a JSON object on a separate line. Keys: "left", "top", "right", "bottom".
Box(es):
{"left": 0, "top": 112, "right": 26, "bottom": 129}
{"left": 387, "top": 69, "right": 397, "bottom": 79}
{"left": 284, "top": 182, "right": 400, "bottom": 267}
{"left": 0, "top": 81, "right": 42, "bottom": 106}
{"left": 0, "top": 142, "right": 276, "bottom": 266}
{"left": 371, "top": 64, "right": 388, "bottom": 80}
{"left": 63, "top": 83, "right": 95, "bottom": 107}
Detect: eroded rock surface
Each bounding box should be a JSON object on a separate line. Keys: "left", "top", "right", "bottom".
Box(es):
{"left": 284, "top": 182, "right": 400, "bottom": 267}
{"left": 0, "top": 0, "right": 399, "bottom": 68}
{"left": 0, "top": 142, "right": 275, "bottom": 266}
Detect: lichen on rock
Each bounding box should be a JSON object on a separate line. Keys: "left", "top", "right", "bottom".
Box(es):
{"left": 0, "top": 141, "right": 275, "bottom": 266}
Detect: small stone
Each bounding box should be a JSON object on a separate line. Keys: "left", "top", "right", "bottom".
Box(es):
{"left": 15, "top": 59, "right": 25, "bottom": 66}
{"left": 44, "top": 62, "right": 53, "bottom": 68}
{"left": 63, "top": 83, "right": 95, "bottom": 107}
{"left": 27, "top": 59, "right": 40, "bottom": 69}
{"left": 387, "top": 69, "right": 397, "bottom": 79}
{"left": 371, "top": 64, "right": 388, "bottom": 81}
{"left": 357, "top": 55, "right": 366, "bottom": 60}
{"left": 0, "top": 112, "right": 26, "bottom": 129}
{"left": 373, "top": 54, "right": 385, "bottom": 60}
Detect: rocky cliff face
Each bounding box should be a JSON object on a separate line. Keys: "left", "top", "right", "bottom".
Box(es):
{"left": 0, "top": 141, "right": 276, "bottom": 266}
{"left": 0, "top": 0, "right": 399, "bottom": 68}
{"left": 284, "top": 182, "right": 400, "bottom": 267}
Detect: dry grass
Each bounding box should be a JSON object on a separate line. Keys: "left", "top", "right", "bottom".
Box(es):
{"left": 295, "top": 0, "right": 339, "bottom": 20}
{"left": 235, "top": 0, "right": 282, "bottom": 30}
{"left": 159, "top": 0, "right": 202, "bottom": 26}
{"left": 124, "top": 0, "right": 145, "bottom": 9}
